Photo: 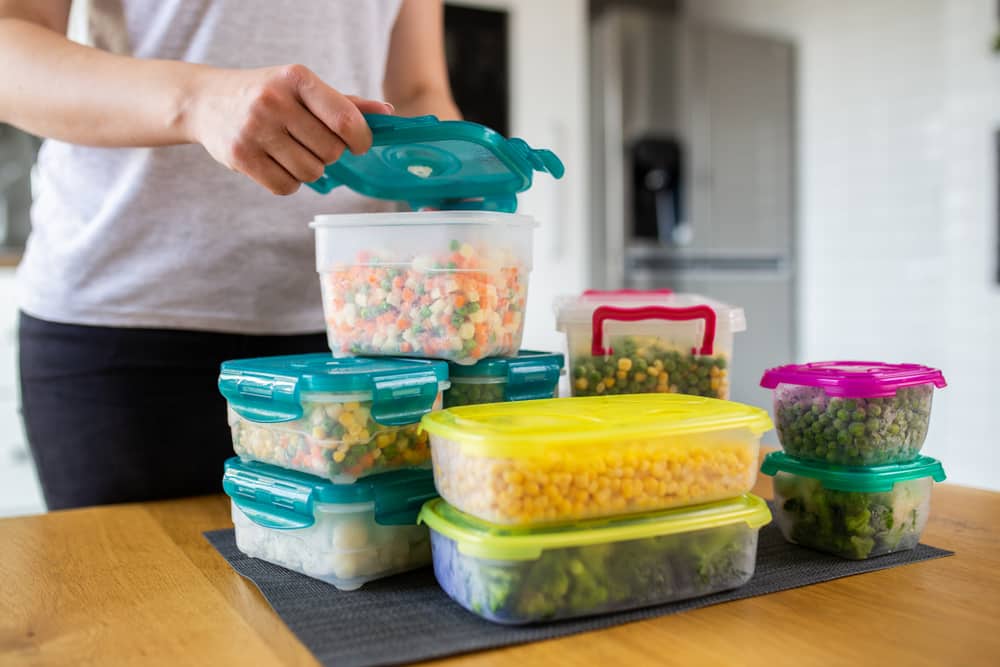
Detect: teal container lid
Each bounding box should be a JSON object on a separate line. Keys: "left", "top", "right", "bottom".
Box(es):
{"left": 218, "top": 353, "right": 449, "bottom": 427}
{"left": 223, "top": 457, "right": 438, "bottom": 529}
{"left": 448, "top": 350, "right": 565, "bottom": 401}
{"left": 305, "top": 114, "right": 564, "bottom": 213}
{"left": 761, "top": 451, "right": 946, "bottom": 493}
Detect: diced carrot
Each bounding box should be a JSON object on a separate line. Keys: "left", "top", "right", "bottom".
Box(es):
{"left": 402, "top": 288, "right": 415, "bottom": 302}
{"left": 400, "top": 342, "right": 412, "bottom": 353}
{"left": 454, "top": 295, "right": 466, "bottom": 308}
{"left": 397, "top": 318, "right": 410, "bottom": 330}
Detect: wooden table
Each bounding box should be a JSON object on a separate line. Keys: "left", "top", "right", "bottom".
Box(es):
{"left": 2, "top": 475, "right": 998, "bottom": 666}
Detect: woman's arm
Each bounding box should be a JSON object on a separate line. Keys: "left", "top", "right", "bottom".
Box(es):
{"left": 383, "top": 0, "right": 461, "bottom": 120}
{"left": 0, "top": 0, "right": 391, "bottom": 194}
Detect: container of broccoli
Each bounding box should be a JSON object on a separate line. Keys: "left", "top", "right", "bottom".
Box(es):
{"left": 418, "top": 494, "right": 771, "bottom": 624}
{"left": 444, "top": 351, "right": 564, "bottom": 408}
{"left": 761, "top": 452, "right": 946, "bottom": 560}
{"left": 555, "top": 290, "right": 745, "bottom": 400}
{"left": 761, "top": 361, "right": 947, "bottom": 466}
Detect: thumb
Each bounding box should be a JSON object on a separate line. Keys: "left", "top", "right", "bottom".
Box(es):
{"left": 346, "top": 95, "right": 395, "bottom": 116}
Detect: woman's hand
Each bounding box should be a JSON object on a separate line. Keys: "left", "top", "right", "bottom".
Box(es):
{"left": 187, "top": 64, "right": 392, "bottom": 195}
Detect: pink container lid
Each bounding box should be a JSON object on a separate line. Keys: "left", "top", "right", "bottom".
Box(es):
{"left": 760, "top": 361, "right": 947, "bottom": 398}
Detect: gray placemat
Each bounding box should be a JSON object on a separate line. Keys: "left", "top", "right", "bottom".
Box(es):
{"left": 205, "top": 519, "right": 952, "bottom": 667}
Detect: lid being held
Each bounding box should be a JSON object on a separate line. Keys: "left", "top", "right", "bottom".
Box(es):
{"left": 306, "top": 114, "right": 564, "bottom": 213}
{"left": 448, "top": 350, "right": 565, "bottom": 401}
{"left": 760, "top": 452, "right": 946, "bottom": 493}
{"left": 224, "top": 458, "right": 438, "bottom": 529}
{"left": 760, "top": 361, "right": 947, "bottom": 398}
{"left": 218, "top": 353, "right": 449, "bottom": 426}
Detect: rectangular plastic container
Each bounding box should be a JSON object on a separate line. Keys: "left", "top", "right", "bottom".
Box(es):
{"left": 555, "top": 289, "right": 746, "bottom": 399}
{"left": 761, "top": 361, "right": 947, "bottom": 466}
{"left": 444, "top": 350, "right": 564, "bottom": 407}
{"left": 312, "top": 211, "right": 536, "bottom": 365}
{"left": 761, "top": 452, "right": 946, "bottom": 559}
{"left": 420, "top": 393, "right": 772, "bottom": 525}
{"left": 219, "top": 354, "right": 449, "bottom": 483}
{"left": 419, "top": 494, "right": 771, "bottom": 624}
{"left": 224, "top": 458, "right": 437, "bottom": 590}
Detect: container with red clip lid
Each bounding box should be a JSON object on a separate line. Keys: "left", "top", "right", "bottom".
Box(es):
{"left": 554, "top": 290, "right": 746, "bottom": 400}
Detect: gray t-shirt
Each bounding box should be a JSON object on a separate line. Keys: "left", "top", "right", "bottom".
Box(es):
{"left": 17, "top": 0, "right": 401, "bottom": 333}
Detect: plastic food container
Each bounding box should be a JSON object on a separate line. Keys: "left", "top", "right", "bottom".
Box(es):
{"left": 314, "top": 212, "right": 535, "bottom": 364}
{"left": 420, "top": 393, "right": 772, "bottom": 525}
{"left": 761, "top": 361, "right": 947, "bottom": 466}
{"left": 419, "top": 494, "right": 771, "bottom": 624}
{"left": 224, "top": 458, "right": 437, "bottom": 590}
{"left": 761, "top": 451, "right": 946, "bottom": 560}
{"left": 444, "top": 350, "right": 565, "bottom": 407}
{"left": 555, "top": 290, "right": 746, "bottom": 399}
{"left": 219, "top": 354, "right": 449, "bottom": 483}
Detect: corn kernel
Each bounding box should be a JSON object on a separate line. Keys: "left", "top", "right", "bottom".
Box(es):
{"left": 618, "top": 358, "right": 632, "bottom": 371}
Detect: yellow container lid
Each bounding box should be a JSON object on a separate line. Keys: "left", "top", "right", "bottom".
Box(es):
{"left": 418, "top": 494, "right": 772, "bottom": 561}
{"left": 419, "top": 393, "right": 773, "bottom": 457}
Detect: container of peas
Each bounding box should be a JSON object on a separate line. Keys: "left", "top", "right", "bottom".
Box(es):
{"left": 555, "top": 289, "right": 746, "bottom": 399}
{"left": 760, "top": 361, "right": 946, "bottom": 466}
{"left": 444, "top": 351, "right": 565, "bottom": 407}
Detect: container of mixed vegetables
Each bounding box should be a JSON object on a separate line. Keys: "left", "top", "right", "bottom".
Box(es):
{"left": 554, "top": 290, "right": 746, "bottom": 399}
{"left": 761, "top": 452, "right": 946, "bottom": 559}
{"left": 419, "top": 494, "right": 771, "bottom": 623}
{"left": 761, "top": 361, "right": 947, "bottom": 466}
{"left": 444, "top": 350, "right": 564, "bottom": 407}
{"left": 219, "top": 354, "right": 449, "bottom": 483}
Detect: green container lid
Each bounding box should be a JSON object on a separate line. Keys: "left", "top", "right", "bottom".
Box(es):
{"left": 223, "top": 457, "right": 438, "bottom": 529}
{"left": 760, "top": 451, "right": 946, "bottom": 493}
{"left": 447, "top": 350, "right": 564, "bottom": 401}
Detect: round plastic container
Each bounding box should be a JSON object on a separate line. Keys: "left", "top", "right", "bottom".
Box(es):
{"left": 419, "top": 494, "right": 771, "bottom": 624}
{"left": 444, "top": 350, "right": 565, "bottom": 407}
{"left": 312, "top": 211, "right": 536, "bottom": 365}
{"left": 760, "top": 361, "right": 947, "bottom": 466}
{"left": 761, "top": 452, "right": 946, "bottom": 560}
{"left": 219, "top": 354, "right": 449, "bottom": 483}
{"left": 224, "top": 458, "right": 436, "bottom": 590}
{"left": 420, "top": 394, "right": 772, "bottom": 526}
{"left": 554, "top": 289, "right": 746, "bottom": 399}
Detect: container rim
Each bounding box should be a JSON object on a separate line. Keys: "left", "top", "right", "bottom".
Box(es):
{"left": 311, "top": 210, "right": 538, "bottom": 228}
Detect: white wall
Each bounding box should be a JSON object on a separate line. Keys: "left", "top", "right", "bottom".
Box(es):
{"left": 687, "top": 0, "right": 1000, "bottom": 489}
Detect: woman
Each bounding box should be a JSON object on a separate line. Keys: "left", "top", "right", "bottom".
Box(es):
{"left": 0, "top": 0, "right": 460, "bottom": 509}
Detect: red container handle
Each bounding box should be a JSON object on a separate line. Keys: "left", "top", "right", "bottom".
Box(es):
{"left": 591, "top": 305, "right": 717, "bottom": 356}
{"left": 582, "top": 288, "right": 673, "bottom": 297}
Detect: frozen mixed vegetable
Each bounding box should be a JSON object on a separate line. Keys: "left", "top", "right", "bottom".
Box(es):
{"left": 444, "top": 381, "right": 508, "bottom": 407}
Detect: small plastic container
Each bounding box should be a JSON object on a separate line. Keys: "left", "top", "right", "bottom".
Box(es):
{"left": 219, "top": 354, "right": 449, "bottom": 483}
{"left": 761, "top": 452, "right": 946, "bottom": 560}
{"left": 555, "top": 289, "right": 746, "bottom": 399}
{"left": 224, "top": 458, "right": 436, "bottom": 590}
{"left": 443, "top": 350, "right": 565, "bottom": 407}
{"left": 419, "top": 494, "right": 771, "bottom": 624}
{"left": 420, "top": 393, "right": 772, "bottom": 526}
{"left": 760, "top": 361, "right": 947, "bottom": 466}
{"left": 314, "top": 212, "right": 535, "bottom": 364}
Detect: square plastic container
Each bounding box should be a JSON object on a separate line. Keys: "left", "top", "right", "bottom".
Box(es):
{"left": 219, "top": 354, "right": 449, "bottom": 483}
{"left": 224, "top": 458, "right": 437, "bottom": 590}
{"left": 443, "top": 350, "right": 565, "bottom": 407}
{"left": 761, "top": 362, "right": 947, "bottom": 466}
{"left": 761, "top": 452, "right": 946, "bottom": 560}
{"left": 312, "top": 211, "right": 536, "bottom": 365}
{"left": 420, "top": 393, "right": 772, "bottom": 526}
{"left": 419, "top": 494, "right": 771, "bottom": 624}
{"left": 555, "top": 289, "right": 746, "bottom": 399}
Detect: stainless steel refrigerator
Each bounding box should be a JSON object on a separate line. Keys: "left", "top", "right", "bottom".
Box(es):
{"left": 590, "top": 4, "right": 797, "bottom": 411}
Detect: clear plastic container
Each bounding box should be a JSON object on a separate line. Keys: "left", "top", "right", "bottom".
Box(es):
{"left": 219, "top": 354, "right": 449, "bottom": 483}
{"left": 312, "top": 212, "right": 536, "bottom": 365}
{"left": 555, "top": 290, "right": 746, "bottom": 399}
{"left": 761, "top": 452, "right": 946, "bottom": 560}
{"left": 420, "top": 393, "right": 772, "bottom": 525}
{"left": 444, "top": 350, "right": 564, "bottom": 407}
{"left": 419, "top": 494, "right": 771, "bottom": 624}
{"left": 760, "top": 361, "right": 947, "bottom": 466}
{"left": 223, "top": 458, "right": 436, "bottom": 590}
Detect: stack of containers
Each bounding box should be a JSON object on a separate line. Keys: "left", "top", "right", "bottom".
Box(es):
{"left": 220, "top": 114, "right": 567, "bottom": 590}
{"left": 418, "top": 393, "right": 775, "bottom": 623}
{"left": 758, "top": 362, "right": 948, "bottom": 559}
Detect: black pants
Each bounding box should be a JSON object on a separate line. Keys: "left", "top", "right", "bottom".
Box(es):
{"left": 18, "top": 312, "right": 327, "bottom": 510}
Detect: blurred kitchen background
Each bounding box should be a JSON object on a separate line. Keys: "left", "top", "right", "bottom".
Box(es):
{"left": 1, "top": 0, "right": 998, "bottom": 515}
